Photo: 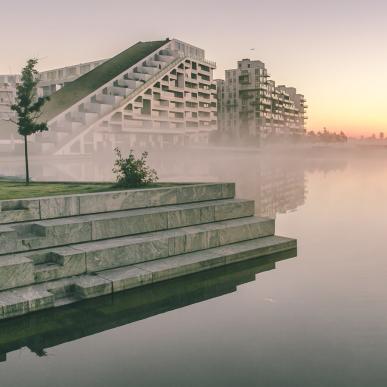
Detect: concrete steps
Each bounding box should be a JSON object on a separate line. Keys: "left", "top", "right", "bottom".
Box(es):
{"left": 1, "top": 198, "right": 254, "bottom": 255}
{"left": 0, "top": 216, "right": 274, "bottom": 290}
{"left": 0, "top": 183, "right": 297, "bottom": 320}
{"left": 0, "top": 183, "right": 235, "bottom": 225}
{"left": 0, "top": 235, "right": 296, "bottom": 320}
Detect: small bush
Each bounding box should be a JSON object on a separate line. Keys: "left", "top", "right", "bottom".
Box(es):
{"left": 112, "top": 147, "right": 158, "bottom": 188}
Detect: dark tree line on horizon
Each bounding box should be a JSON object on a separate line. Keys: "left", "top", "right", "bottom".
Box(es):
{"left": 306, "top": 128, "right": 348, "bottom": 143}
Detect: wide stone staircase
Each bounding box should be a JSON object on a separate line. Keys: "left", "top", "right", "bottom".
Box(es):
{"left": 0, "top": 183, "right": 296, "bottom": 320}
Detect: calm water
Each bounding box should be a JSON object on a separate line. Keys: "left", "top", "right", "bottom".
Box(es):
{"left": 1, "top": 148, "right": 387, "bottom": 386}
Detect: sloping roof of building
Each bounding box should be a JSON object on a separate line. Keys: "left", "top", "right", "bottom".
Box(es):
{"left": 39, "top": 39, "right": 169, "bottom": 122}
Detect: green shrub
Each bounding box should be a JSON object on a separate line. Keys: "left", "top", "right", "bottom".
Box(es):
{"left": 112, "top": 147, "right": 158, "bottom": 187}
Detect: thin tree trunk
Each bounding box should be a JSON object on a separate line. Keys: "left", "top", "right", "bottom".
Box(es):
{"left": 24, "top": 135, "right": 29, "bottom": 185}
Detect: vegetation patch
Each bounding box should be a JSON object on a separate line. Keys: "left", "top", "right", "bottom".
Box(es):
{"left": 112, "top": 147, "right": 158, "bottom": 188}
{"left": 39, "top": 39, "right": 168, "bottom": 122}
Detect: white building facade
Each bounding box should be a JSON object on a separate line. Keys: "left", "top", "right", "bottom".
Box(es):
{"left": 39, "top": 39, "right": 217, "bottom": 155}
{"left": 216, "top": 59, "right": 306, "bottom": 145}
{"left": 1, "top": 39, "right": 217, "bottom": 155}
{"left": 0, "top": 59, "right": 106, "bottom": 121}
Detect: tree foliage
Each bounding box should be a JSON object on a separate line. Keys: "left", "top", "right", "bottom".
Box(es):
{"left": 112, "top": 147, "right": 158, "bottom": 187}
{"left": 11, "top": 58, "right": 49, "bottom": 136}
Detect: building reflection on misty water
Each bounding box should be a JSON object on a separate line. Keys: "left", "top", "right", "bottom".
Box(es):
{"left": 0, "top": 148, "right": 347, "bottom": 364}
{"left": 0, "top": 249, "right": 296, "bottom": 363}
{"left": 0, "top": 148, "right": 347, "bottom": 218}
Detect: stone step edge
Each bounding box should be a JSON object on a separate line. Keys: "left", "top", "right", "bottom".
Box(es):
{"left": 0, "top": 236, "right": 297, "bottom": 320}
{"left": 0, "top": 216, "right": 274, "bottom": 289}
{"left": 0, "top": 198, "right": 255, "bottom": 256}
{"left": 0, "top": 183, "right": 235, "bottom": 225}
{"left": 4, "top": 198, "right": 252, "bottom": 230}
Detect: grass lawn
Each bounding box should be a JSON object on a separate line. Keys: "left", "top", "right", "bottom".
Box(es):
{"left": 0, "top": 181, "right": 177, "bottom": 200}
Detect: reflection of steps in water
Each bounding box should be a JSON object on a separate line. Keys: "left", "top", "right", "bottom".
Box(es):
{"left": 0, "top": 249, "right": 296, "bottom": 362}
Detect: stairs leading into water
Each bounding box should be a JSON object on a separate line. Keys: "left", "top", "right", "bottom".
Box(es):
{"left": 0, "top": 183, "right": 296, "bottom": 320}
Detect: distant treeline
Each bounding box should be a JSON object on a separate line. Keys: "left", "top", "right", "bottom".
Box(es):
{"left": 305, "top": 129, "right": 348, "bottom": 143}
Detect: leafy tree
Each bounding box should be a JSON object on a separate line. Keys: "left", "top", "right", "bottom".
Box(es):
{"left": 10, "top": 58, "right": 49, "bottom": 185}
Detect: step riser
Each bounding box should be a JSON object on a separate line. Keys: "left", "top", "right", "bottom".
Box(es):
{"left": 1, "top": 199, "right": 253, "bottom": 255}
{"left": 0, "top": 236, "right": 296, "bottom": 320}
{"left": 0, "top": 183, "right": 235, "bottom": 225}
{"left": 33, "top": 249, "right": 86, "bottom": 284}
{"left": 0, "top": 256, "right": 35, "bottom": 292}
{"left": 82, "top": 217, "right": 274, "bottom": 273}
{"left": 0, "top": 201, "right": 40, "bottom": 225}
{"left": 0, "top": 218, "right": 273, "bottom": 290}
{"left": 0, "top": 227, "right": 17, "bottom": 240}
{"left": 91, "top": 199, "right": 254, "bottom": 240}
{"left": 132, "top": 238, "right": 296, "bottom": 288}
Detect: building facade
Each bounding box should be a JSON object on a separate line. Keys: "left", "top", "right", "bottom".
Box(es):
{"left": 1, "top": 39, "right": 217, "bottom": 155}
{"left": 0, "top": 75, "right": 19, "bottom": 121}
{"left": 37, "top": 39, "right": 217, "bottom": 155}
{"left": 0, "top": 59, "right": 106, "bottom": 122}
{"left": 216, "top": 59, "right": 307, "bottom": 145}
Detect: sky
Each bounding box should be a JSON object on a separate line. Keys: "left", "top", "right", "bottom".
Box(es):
{"left": 1, "top": 0, "right": 386, "bottom": 136}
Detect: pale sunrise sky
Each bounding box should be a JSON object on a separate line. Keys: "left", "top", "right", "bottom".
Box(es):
{"left": 1, "top": 0, "right": 386, "bottom": 136}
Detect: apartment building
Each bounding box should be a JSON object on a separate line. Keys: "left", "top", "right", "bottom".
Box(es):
{"left": 216, "top": 59, "right": 306, "bottom": 145}
{"left": 1, "top": 38, "right": 217, "bottom": 155}
{"left": 0, "top": 75, "right": 19, "bottom": 121}
{"left": 36, "top": 39, "right": 217, "bottom": 154}
{"left": 0, "top": 60, "right": 106, "bottom": 122}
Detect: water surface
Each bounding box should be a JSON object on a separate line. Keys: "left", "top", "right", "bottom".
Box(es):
{"left": 1, "top": 148, "right": 387, "bottom": 386}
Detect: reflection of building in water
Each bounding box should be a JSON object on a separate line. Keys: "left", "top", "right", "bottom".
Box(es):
{"left": 198, "top": 153, "right": 308, "bottom": 217}
{"left": 0, "top": 250, "right": 296, "bottom": 362}
{"left": 254, "top": 164, "right": 306, "bottom": 217}
{"left": 0, "top": 149, "right": 346, "bottom": 218}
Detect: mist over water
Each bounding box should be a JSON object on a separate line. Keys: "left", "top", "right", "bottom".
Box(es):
{"left": 1, "top": 146, "right": 387, "bottom": 386}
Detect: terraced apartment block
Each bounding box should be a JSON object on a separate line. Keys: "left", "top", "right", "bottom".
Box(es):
{"left": 0, "top": 60, "right": 106, "bottom": 121}
{"left": 216, "top": 59, "right": 307, "bottom": 145}
{"left": 1, "top": 38, "right": 217, "bottom": 155}
{"left": 2, "top": 38, "right": 219, "bottom": 155}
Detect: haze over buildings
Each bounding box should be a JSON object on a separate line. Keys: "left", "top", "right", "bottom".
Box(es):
{"left": 1, "top": 0, "right": 386, "bottom": 137}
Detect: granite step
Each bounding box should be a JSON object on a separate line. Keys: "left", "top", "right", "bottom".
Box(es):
{"left": 70, "top": 216, "right": 274, "bottom": 273}
{"left": 0, "top": 216, "right": 273, "bottom": 290}
{"left": 97, "top": 236, "right": 296, "bottom": 292}
{"left": 0, "top": 183, "right": 235, "bottom": 225}
{"left": 1, "top": 199, "right": 255, "bottom": 255}
{"left": 0, "top": 235, "right": 296, "bottom": 320}
{"left": 0, "top": 226, "right": 17, "bottom": 240}
{"left": 33, "top": 263, "right": 65, "bottom": 283}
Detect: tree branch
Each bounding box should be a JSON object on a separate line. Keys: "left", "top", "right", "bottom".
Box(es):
{"left": 0, "top": 117, "right": 17, "bottom": 125}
